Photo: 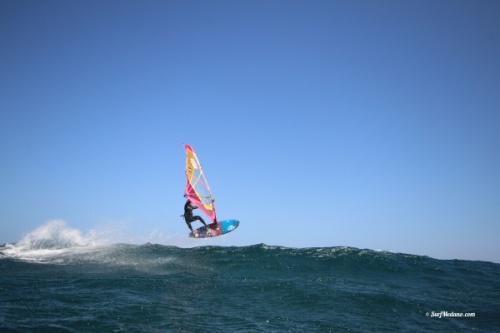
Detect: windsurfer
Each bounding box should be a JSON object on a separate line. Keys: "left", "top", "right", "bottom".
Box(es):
{"left": 183, "top": 199, "right": 207, "bottom": 231}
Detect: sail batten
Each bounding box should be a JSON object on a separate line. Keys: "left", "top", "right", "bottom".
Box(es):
{"left": 183, "top": 144, "right": 216, "bottom": 222}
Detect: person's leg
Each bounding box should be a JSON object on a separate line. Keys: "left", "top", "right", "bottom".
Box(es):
{"left": 194, "top": 215, "right": 206, "bottom": 226}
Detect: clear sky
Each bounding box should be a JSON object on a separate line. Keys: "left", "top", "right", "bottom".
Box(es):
{"left": 1, "top": 0, "right": 499, "bottom": 262}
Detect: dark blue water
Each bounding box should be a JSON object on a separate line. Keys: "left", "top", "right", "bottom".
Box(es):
{"left": 1, "top": 238, "right": 499, "bottom": 332}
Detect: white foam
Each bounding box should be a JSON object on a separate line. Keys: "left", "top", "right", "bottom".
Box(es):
{"left": 1, "top": 220, "right": 103, "bottom": 261}
{"left": 1, "top": 219, "right": 193, "bottom": 262}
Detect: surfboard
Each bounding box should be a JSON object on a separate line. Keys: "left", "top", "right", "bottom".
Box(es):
{"left": 189, "top": 219, "right": 240, "bottom": 238}
{"left": 183, "top": 144, "right": 240, "bottom": 238}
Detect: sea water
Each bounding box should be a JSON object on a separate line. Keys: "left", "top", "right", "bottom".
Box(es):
{"left": 1, "top": 222, "right": 499, "bottom": 332}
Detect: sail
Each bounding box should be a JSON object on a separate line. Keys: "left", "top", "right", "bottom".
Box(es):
{"left": 183, "top": 144, "right": 216, "bottom": 222}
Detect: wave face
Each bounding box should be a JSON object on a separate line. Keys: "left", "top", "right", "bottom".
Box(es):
{"left": 1, "top": 224, "right": 499, "bottom": 332}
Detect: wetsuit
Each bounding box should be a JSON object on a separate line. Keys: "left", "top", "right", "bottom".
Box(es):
{"left": 183, "top": 200, "right": 206, "bottom": 231}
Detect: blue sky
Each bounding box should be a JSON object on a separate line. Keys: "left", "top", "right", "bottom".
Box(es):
{"left": 1, "top": 0, "right": 499, "bottom": 262}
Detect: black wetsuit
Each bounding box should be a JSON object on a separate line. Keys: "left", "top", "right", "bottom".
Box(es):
{"left": 183, "top": 200, "right": 206, "bottom": 231}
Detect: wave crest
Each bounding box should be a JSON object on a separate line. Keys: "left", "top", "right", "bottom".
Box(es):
{"left": 1, "top": 220, "right": 93, "bottom": 261}
{"left": 17, "top": 220, "right": 87, "bottom": 250}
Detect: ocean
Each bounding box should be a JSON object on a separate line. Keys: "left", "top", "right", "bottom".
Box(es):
{"left": 1, "top": 226, "right": 499, "bottom": 332}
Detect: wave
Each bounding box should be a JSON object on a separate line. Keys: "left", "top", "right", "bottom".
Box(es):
{"left": 0, "top": 220, "right": 180, "bottom": 263}
{"left": 2, "top": 221, "right": 498, "bottom": 282}
{"left": 3, "top": 240, "right": 498, "bottom": 287}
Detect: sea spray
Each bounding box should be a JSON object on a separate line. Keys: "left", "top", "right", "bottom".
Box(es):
{"left": 17, "top": 220, "right": 87, "bottom": 249}
{"left": 1, "top": 220, "right": 89, "bottom": 260}
{"left": 1, "top": 220, "right": 140, "bottom": 261}
{"left": 1, "top": 220, "right": 198, "bottom": 263}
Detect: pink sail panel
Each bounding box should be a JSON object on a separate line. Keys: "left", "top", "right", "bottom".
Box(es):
{"left": 183, "top": 144, "right": 216, "bottom": 221}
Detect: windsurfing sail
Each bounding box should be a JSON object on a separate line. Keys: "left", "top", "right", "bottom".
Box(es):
{"left": 183, "top": 144, "right": 216, "bottom": 222}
